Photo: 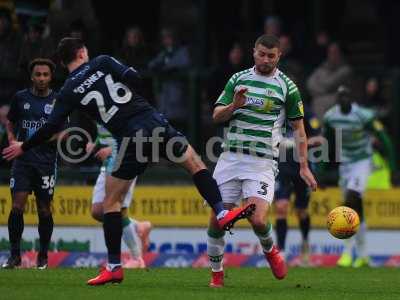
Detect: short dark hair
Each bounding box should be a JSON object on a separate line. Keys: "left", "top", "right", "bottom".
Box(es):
{"left": 56, "top": 37, "right": 85, "bottom": 65}
{"left": 29, "top": 58, "right": 56, "bottom": 75}
{"left": 255, "top": 34, "right": 280, "bottom": 49}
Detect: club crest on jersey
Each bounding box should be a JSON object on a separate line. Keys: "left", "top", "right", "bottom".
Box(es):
{"left": 24, "top": 103, "right": 30, "bottom": 110}
{"left": 265, "top": 89, "right": 275, "bottom": 97}
{"left": 44, "top": 104, "right": 53, "bottom": 114}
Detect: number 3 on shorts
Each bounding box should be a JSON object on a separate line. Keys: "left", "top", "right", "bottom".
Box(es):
{"left": 41, "top": 175, "right": 55, "bottom": 189}
{"left": 257, "top": 181, "right": 268, "bottom": 196}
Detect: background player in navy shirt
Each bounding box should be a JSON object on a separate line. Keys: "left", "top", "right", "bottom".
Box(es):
{"left": 274, "top": 105, "right": 321, "bottom": 265}
{"left": 3, "top": 38, "right": 255, "bottom": 285}
{"left": 2, "top": 58, "right": 60, "bottom": 270}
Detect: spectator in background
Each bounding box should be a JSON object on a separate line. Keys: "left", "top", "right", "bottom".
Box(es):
{"left": 209, "top": 43, "right": 247, "bottom": 106}
{"left": 263, "top": 15, "right": 282, "bottom": 37}
{"left": 308, "top": 30, "right": 330, "bottom": 69}
{"left": 0, "top": 8, "right": 22, "bottom": 109}
{"left": 19, "top": 20, "right": 55, "bottom": 83}
{"left": 115, "top": 26, "right": 149, "bottom": 72}
{"left": 362, "top": 77, "right": 389, "bottom": 120}
{"left": 279, "top": 34, "right": 304, "bottom": 88}
{"left": 148, "top": 27, "right": 191, "bottom": 129}
{"left": 307, "top": 42, "right": 352, "bottom": 121}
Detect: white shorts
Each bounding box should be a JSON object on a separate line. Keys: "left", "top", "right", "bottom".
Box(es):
{"left": 339, "top": 158, "right": 372, "bottom": 195}
{"left": 213, "top": 151, "right": 277, "bottom": 205}
{"left": 92, "top": 170, "right": 137, "bottom": 208}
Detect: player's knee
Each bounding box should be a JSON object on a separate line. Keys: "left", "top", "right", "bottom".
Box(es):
{"left": 250, "top": 217, "right": 267, "bottom": 232}
{"left": 11, "top": 206, "right": 24, "bottom": 214}
{"left": 91, "top": 206, "right": 103, "bottom": 222}
{"left": 295, "top": 208, "right": 308, "bottom": 219}
{"left": 182, "top": 146, "right": 206, "bottom": 174}
{"left": 38, "top": 206, "right": 52, "bottom": 218}
{"left": 121, "top": 207, "right": 128, "bottom": 218}
{"left": 275, "top": 201, "right": 289, "bottom": 218}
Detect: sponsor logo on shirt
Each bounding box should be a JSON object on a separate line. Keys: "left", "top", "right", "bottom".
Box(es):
{"left": 22, "top": 118, "right": 46, "bottom": 130}
{"left": 24, "top": 103, "right": 30, "bottom": 110}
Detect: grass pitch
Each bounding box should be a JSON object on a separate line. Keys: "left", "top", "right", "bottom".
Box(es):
{"left": 0, "top": 267, "right": 399, "bottom": 300}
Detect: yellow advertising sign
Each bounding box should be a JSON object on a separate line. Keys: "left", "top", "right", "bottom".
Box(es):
{"left": 0, "top": 186, "right": 399, "bottom": 229}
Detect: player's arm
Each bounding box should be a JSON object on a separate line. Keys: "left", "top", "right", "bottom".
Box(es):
{"left": 290, "top": 119, "right": 317, "bottom": 191}
{"left": 100, "top": 55, "right": 142, "bottom": 87}
{"left": 285, "top": 81, "right": 317, "bottom": 190}
{"left": 2, "top": 94, "right": 72, "bottom": 160}
{"left": 212, "top": 74, "right": 246, "bottom": 123}
{"left": 6, "top": 94, "right": 19, "bottom": 143}
{"left": 5, "top": 120, "right": 16, "bottom": 144}
{"left": 368, "top": 119, "right": 397, "bottom": 172}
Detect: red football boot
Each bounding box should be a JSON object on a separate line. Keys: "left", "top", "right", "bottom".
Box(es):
{"left": 265, "top": 246, "right": 287, "bottom": 280}
{"left": 218, "top": 203, "right": 256, "bottom": 231}
{"left": 87, "top": 266, "right": 124, "bottom": 285}
{"left": 209, "top": 271, "right": 224, "bottom": 288}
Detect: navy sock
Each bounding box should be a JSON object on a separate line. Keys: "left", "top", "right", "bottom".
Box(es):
{"left": 103, "top": 212, "right": 122, "bottom": 264}
{"left": 192, "top": 169, "right": 224, "bottom": 215}
{"left": 8, "top": 210, "right": 24, "bottom": 257}
{"left": 38, "top": 214, "right": 53, "bottom": 258}
{"left": 299, "top": 215, "right": 310, "bottom": 241}
{"left": 275, "top": 218, "right": 288, "bottom": 251}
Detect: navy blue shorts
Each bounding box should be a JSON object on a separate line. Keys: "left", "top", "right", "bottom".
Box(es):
{"left": 10, "top": 160, "right": 57, "bottom": 203}
{"left": 274, "top": 162, "right": 310, "bottom": 209}
{"left": 111, "top": 111, "right": 189, "bottom": 180}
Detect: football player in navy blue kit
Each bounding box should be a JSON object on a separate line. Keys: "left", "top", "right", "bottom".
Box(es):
{"left": 2, "top": 58, "right": 60, "bottom": 270}
{"left": 274, "top": 106, "right": 321, "bottom": 265}
{"left": 3, "top": 38, "right": 255, "bottom": 285}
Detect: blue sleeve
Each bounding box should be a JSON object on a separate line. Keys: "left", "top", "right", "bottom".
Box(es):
{"left": 98, "top": 55, "right": 141, "bottom": 85}
{"left": 7, "top": 94, "right": 19, "bottom": 123}
{"left": 47, "top": 92, "right": 74, "bottom": 127}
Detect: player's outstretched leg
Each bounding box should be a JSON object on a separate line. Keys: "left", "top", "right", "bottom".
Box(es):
{"left": 123, "top": 218, "right": 152, "bottom": 268}
{"left": 181, "top": 146, "right": 255, "bottom": 231}
{"left": 207, "top": 215, "right": 226, "bottom": 288}
{"left": 248, "top": 197, "right": 287, "bottom": 280}
{"left": 87, "top": 176, "right": 130, "bottom": 286}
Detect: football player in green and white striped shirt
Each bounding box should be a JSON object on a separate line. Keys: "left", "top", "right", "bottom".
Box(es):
{"left": 322, "top": 85, "right": 395, "bottom": 268}
{"left": 207, "top": 35, "right": 317, "bottom": 288}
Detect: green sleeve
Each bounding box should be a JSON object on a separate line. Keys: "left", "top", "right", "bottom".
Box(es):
{"left": 215, "top": 75, "right": 236, "bottom": 106}
{"left": 285, "top": 86, "right": 304, "bottom": 119}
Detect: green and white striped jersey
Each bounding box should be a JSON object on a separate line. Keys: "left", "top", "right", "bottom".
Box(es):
{"left": 95, "top": 124, "right": 115, "bottom": 147}
{"left": 323, "top": 104, "right": 375, "bottom": 163}
{"left": 95, "top": 124, "right": 116, "bottom": 169}
{"left": 215, "top": 67, "right": 304, "bottom": 158}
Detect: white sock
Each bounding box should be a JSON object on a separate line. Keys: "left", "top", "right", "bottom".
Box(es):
{"left": 207, "top": 235, "right": 225, "bottom": 272}
{"left": 255, "top": 224, "right": 274, "bottom": 253}
{"left": 122, "top": 218, "right": 142, "bottom": 258}
{"left": 106, "top": 263, "right": 121, "bottom": 271}
{"left": 355, "top": 222, "right": 367, "bottom": 258}
{"left": 216, "top": 210, "right": 228, "bottom": 220}
{"left": 343, "top": 237, "right": 355, "bottom": 256}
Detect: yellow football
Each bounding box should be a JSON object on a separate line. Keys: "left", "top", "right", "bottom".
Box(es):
{"left": 327, "top": 206, "right": 360, "bottom": 239}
